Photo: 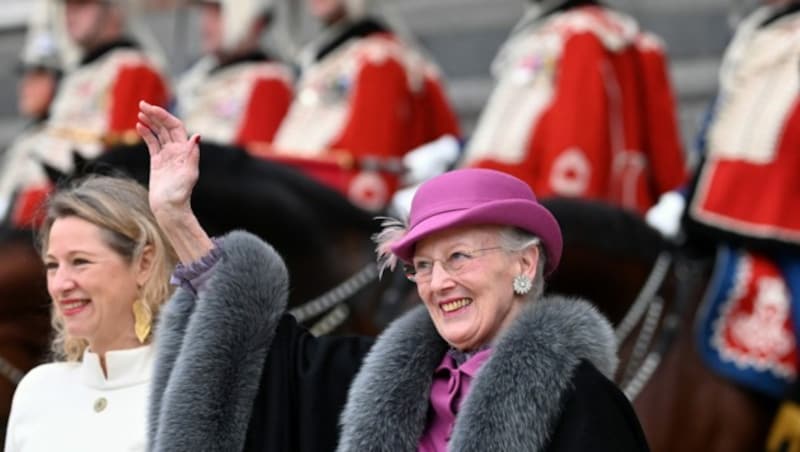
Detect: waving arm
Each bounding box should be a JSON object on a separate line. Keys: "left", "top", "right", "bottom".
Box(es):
{"left": 137, "top": 101, "right": 215, "bottom": 264}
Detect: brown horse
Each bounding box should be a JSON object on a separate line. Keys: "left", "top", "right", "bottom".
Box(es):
{"left": 544, "top": 197, "right": 778, "bottom": 452}
{"left": 0, "top": 227, "right": 51, "bottom": 446}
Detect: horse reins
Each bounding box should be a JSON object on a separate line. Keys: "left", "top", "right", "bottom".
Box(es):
{"left": 615, "top": 252, "right": 672, "bottom": 344}
{"left": 289, "top": 263, "right": 379, "bottom": 335}
{"left": 615, "top": 251, "right": 671, "bottom": 399}
{"left": 617, "top": 250, "right": 701, "bottom": 400}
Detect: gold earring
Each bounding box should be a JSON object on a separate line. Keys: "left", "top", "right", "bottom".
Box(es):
{"left": 132, "top": 299, "right": 152, "bottom": 344}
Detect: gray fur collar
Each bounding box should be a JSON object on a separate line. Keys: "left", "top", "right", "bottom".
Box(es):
{"left": 149, "top": 231, "right": 289, "bottom": 451}
{"left": 337, "top": 296, "right": 617, "bottom": 452}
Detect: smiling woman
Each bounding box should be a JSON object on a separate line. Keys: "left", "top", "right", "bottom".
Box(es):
{"left": 4, "top": 176, "right": 177, "bottom": 452}
{"left": 136, "top": 100, "right": 650, "bottom": 452}
{"left": 400, "top": 225, "right": 543, "bottom": 352}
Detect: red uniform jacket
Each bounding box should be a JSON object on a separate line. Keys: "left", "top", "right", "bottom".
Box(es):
{"left": 689, "top": 6, "right": 800, "bottom": 246}
{"left": 267, "top": 19, "right": 461, "bottom": 211}
{"left": 463, "top": 5, "right": 687, "bottom": 215}
{"left": 177, "top": 52, "right": 293, "bottom": 148}
{"left": 10, "top": 41, "right": 170, "bottom": 227}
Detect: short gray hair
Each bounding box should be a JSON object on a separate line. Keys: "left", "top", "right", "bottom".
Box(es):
{"left": 498, "top": 227, "right": 546, "bottom": 300}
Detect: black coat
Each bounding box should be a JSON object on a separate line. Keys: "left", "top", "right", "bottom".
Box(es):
{"left": 149, "top": 231, "right": 648, "bottom": 451}
{"left": 243, "top": 316, "right": 372, "bottom": 451}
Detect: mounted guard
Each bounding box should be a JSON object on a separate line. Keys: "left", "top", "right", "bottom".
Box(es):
{"left": 7, "top": 0, "right": 171, "bottom": 229}
{"left": 262, "top": 0, "right": 461, "bottom": 212}
{"left": 175, "top": 0, "right": 294, "bottom": 149}
{"left": 461, "top": 0, "right": 688, "bottom": 215}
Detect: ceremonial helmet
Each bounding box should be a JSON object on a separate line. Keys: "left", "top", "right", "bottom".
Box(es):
{"left": 22, "top": 0, "right": 79, "bottom": 71}
{"left": 199, "top": 0, "right": 274, "bottom": 51}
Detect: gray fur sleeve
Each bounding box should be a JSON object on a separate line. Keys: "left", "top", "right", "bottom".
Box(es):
{"left": 149, "top": 230, "right": 290, "bottom": 452}
{"left": 148, "top": 287, "right": 196, "bottom": 450}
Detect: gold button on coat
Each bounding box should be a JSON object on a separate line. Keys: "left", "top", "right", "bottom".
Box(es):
{"left": 94, "top": 397, "right": 107, "bottom": 412}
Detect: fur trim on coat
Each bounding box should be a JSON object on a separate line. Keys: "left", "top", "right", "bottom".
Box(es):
{"left": 337, "top": 296, "right": 618, "bottom": 451}
{"left": 149, "top": 231, "right": 289, "bottom": 452}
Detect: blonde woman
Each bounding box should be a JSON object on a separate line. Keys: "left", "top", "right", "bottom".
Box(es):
{"left": 4, "top": 176, "right": 177, "bottom": 452}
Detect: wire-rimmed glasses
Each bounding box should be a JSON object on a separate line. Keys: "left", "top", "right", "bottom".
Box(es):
{"left": 404, "top": 246, "right": 505, "bottom": 283}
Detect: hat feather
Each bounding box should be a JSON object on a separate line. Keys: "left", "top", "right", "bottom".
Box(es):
{"left": 372, "top": 216, "right": 408, "bottom": 277}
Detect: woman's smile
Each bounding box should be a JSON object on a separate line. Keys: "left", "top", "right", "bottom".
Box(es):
{"left": 59, "top": 298, "right": 91, "bottom": 317}
{"left": 439, "top": 297, "right": 473, "bottom": 315}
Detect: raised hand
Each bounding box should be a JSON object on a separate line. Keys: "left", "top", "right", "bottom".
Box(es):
{"left": 137, "top": 101, "right": 214, "bottom": 264}
{"left": 137, "top": 101, "right": 201, "bottom": 219}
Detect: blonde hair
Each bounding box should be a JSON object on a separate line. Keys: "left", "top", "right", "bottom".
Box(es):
{"left": 38, "top": 175, "right": 178, "bottom": 361}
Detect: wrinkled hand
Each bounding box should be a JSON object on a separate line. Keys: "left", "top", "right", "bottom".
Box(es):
{"left": 768, "top": 401, "right": 800, "bottom": 452}
{"left": 136, "top": 101, "right": 201, "bottom": 219}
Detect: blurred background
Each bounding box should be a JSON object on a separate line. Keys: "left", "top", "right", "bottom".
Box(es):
{"left": 0, "top": 0, "right": 737, "bottom": 155}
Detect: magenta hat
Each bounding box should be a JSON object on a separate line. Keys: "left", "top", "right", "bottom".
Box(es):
{"left": 390, "top": 168, "right": 563, "bottom": 276}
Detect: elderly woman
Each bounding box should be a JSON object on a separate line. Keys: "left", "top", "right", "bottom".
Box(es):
{"left": 139, "top": 102, "right": 648, "bottom": 451}
{"left": 4, "top": 176, "right": 178, "bottom": 451}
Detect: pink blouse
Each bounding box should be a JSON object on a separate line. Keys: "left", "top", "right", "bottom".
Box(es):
{"left": 418, "top": 348, "right": 493, "bottom": 452}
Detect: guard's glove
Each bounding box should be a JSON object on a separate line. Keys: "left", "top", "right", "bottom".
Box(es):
{"left": 401, "top": 135, "right": 460, "bottom": 186}
{"left": 645, "top": 191, "right": 686, "bottom": 239}
{"left": 388, "top": 183, "right": 419, "bottom": 220}
{"left": 0, "top": 198, "right": 8, "bottom": 222}
{"left": 767, "top": 401, "right": 800, "bottom": 452}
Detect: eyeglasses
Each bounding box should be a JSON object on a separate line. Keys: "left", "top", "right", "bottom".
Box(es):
{"left": 404, "top": 246, "right": 505, "bottom": 283}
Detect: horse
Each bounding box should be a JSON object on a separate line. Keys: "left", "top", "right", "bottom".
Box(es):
{"left": 542, "top": 197, "right": 778, "bottom": 452}
{"left": 0, "top": 227, "right": 51, "bottom": 447}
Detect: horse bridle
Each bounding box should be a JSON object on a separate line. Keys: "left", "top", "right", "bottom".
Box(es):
{"left": 616, "top": 250, "right": 703, "bottom": 400}
{"left": 289, "top": 263, "right": 379, "bottom": 335}
{"left": 0, "top": 355, "right": 24, "bottom": 386}
{"left": 615, "top": 251, "right": 671, "bottom": 399}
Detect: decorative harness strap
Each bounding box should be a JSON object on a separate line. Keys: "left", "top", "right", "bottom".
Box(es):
{"left": 615, "top": 251, "right": 671, "bottom": 399}
{"left": 617, "top": 250, "right": 703, "bottom": 400}
{"left": 289, "top": 263, "right": 379, "bottom": 335}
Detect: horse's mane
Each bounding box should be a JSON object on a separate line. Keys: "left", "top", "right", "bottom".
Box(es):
{"left": 543, "top": 197, "right": 666, "bottom": 262}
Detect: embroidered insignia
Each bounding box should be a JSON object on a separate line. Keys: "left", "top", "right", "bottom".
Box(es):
{"left": 549, "top": 148, "right": 591, "bottom": 196}
{"left": 697, "top": 247, "right": 800, "bottom": 398}
{"left": 511, "top": 53, "right": 555, "bottom": 85}
{"left": 300, "top": 74, "right": 352, "bottom": 107}
{"left": 348, "top": 171, "right": 388, "bottom": 212}
{"left": 215, "top": 97, "right": 244, "bottom": 119}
